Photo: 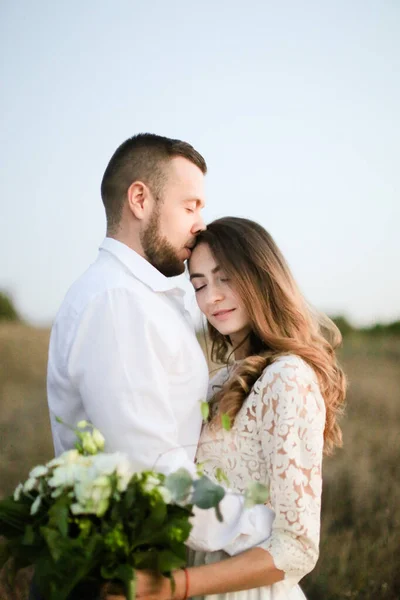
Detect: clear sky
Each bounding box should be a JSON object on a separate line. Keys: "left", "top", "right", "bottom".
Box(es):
{"left": 1, "top": 0, "right": 399, "bottom": 327}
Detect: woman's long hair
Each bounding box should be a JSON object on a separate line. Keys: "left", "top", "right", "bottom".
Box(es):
{"left": 193, "top": 217, "right": 347, "bottom": 455}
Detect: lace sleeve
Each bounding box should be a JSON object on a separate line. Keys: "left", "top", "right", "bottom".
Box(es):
{"left": 257, "top": 355, "right": 325, "bottom": 582}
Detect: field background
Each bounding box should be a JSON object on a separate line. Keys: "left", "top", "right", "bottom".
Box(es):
{"left": 0, "top": 322, "right": 399, "bottom": 599}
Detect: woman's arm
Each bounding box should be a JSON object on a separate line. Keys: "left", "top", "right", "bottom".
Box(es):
{"left": 255, "top": 355, "right": 325, "bottom": 582}
{"left": 105, "top": 547, "right": 284, "bottom": 600}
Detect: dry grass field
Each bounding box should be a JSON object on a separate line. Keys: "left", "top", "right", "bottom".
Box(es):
{"left": 0, "top": 323, "right": 399, "bottom": 599}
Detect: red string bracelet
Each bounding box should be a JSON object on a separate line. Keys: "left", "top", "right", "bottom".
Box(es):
{"left": 183, "top": 567, "right": 190, "bottom": 600}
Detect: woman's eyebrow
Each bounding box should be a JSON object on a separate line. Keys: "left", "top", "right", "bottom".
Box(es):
{"left": 189, "top": 266, "right": 220, "bottom": 280}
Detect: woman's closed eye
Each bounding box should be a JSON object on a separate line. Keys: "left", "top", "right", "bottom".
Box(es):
{"left": 194, "top": 284, "right": 206, "bottom": 293}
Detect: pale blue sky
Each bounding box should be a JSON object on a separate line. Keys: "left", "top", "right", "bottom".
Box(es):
{"left": 1, "top": 0, "right": 399, "bottom": 327}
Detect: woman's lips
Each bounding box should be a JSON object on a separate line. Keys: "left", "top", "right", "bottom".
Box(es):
{"left": 212, "top": 308, "right": 236, "bottom": 320}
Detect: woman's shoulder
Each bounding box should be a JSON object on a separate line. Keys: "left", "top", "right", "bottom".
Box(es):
{"left": 257, "top": 353, "right": 319, "bottom": 391}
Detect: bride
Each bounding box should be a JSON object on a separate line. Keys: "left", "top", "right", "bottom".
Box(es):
{"left": 106, "top": 216, "right": 346, "bottom": 600}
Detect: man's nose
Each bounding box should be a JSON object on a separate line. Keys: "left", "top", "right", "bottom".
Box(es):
{"left": 192, "top": 212, "right": 206, "bottom": 234}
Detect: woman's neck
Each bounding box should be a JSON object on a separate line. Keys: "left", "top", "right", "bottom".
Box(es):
{"left": 230, "top": 333, "right": 251, "bottom": 360}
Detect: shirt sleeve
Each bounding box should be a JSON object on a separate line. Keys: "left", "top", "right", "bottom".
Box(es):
{"left": 256, "top": 356, "right": 325, "bottom": 582}
{"left": 67, "top": 288, "right": 196, "bottom": 475}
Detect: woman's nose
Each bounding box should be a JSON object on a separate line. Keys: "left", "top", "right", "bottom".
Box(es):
{"left": 206, "top": 284, "right": 224, "bottom": 306}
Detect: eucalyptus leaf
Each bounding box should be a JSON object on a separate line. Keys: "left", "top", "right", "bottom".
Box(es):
{"left": 165, "top": 469, "right": 193, "bottom": 503}
{"left": 192, "top": 476, "right": 225, "bottom": 509}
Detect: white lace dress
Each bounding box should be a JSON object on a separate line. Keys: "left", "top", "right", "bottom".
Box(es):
{"left": 187, "top": 354, "right": 326, "bottom": 600}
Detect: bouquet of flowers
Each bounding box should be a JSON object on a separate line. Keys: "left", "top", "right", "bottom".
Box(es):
{"left": 0, "top": 420, "right": 267, "bottom": 600}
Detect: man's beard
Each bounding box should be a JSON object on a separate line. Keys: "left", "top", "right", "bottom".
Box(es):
{"left": 140, "top": 206, "right": 186, "bottom": 277}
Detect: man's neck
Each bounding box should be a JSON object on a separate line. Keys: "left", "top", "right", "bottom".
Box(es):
{"left": 106, "top": 231, "right": 145, "bottom": 258}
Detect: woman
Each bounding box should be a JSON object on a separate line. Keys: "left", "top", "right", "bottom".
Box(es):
{"left": 107, "top": 217, "right": 346, "bottom": 600}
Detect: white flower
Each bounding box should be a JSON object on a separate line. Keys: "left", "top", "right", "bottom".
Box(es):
{"left": 51, "top": 487, "right": 64, "bottom": 498}
{"left": 70, "top": 502, "right": 87, "bottom": 515}
{"left": 23, "top": 477, "right": 38, "bottom": 493}
{"left": 92, "top": 452, "right": 133, "bottom": 493}
{"left": 80, "top": 432, "right": 98, "bottom": 455}
{"left": 158, "top": 486, "right": 172, "bottom": 504}
{"left": 13, "top": 483, "right": 23, "bottom": 501}
{"left": 74, "top": 475, "right": 112, "bottom": 517}
{"left": 29, "top": 465, "right": 48, "bottom": 479}
{"left": 142, "top": 474, "right": 162, "bottom": 494}
{"left": 30, "top": 495, "right": 42, "bottom": 515}
{"left": 47, "top": 449, "right": 81, "bottom": 469}
{"left": 92, "top": 428, "right": 105, "bottom": 451}
{"left": 48, "top": 461, "right": 88, "bottom": 489}
{"left": 91, "top": 453, "right": 122, "bottom": 475}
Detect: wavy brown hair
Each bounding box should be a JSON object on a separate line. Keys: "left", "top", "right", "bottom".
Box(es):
{"left": 193, "top": 217, "right": 347, "bottom": 455}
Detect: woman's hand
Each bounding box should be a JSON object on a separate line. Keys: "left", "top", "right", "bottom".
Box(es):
{"left": 103, "top": 569, "right": 185, "bottom": 600}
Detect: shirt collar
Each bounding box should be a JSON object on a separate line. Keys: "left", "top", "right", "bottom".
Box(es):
{"left": 99, "top": 237, "right": 185, "bottom": 295}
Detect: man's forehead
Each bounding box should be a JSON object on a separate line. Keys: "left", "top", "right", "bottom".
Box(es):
{"left": 168, "top": 156, "right": 205, "bottom": 184}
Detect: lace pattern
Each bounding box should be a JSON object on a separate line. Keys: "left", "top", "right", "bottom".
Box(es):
{"left": 196, "top": 355, "right": 325, "bottom": 580}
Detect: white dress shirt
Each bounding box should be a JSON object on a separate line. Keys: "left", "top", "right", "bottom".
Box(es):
{"left": 47, "top": 237, "right": 273, "bottom": 553}
{"left": 47, "top": 237, "right": 208, "bottom": 473}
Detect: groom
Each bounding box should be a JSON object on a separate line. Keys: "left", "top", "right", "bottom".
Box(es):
{"left": 39, "top": 134, "right": 272, "bottom": 600}
{"left": 47, "top": 133, "right": 209, "bottom": 474}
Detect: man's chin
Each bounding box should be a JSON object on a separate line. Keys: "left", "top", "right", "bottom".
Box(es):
{"left": 159, "top": 261, "right": 185, "bottom": 278}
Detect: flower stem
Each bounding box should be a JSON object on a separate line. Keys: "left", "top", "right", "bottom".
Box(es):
{"left": 126, "top": 571, "right": 136, "bottom": 600}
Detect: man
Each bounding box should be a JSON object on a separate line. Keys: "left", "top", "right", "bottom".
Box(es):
{"left": 45, "top": 133, "right": 273, "bottom": 583}
{"left": 47, "top": 133, "right": 208, "bottom": 474}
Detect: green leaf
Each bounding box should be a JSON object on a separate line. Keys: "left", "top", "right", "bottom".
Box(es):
{"left": 48, "top": 495, "right": 70, "bottom": 537}
{"left": 40, "top": 526, "right": 63, "bottom": 562}
{"left": 133, "top": 549, "right": 158, "bottom": 570}
{"left": 195, "top": 461, "right": 205, "bottom": 476}
{"left": 192, "top": 476, "right": 225, "bottom": 509}
{"left": 165, "top": 469, "right": 193, "bottom": 503}
{"left": 200, "top": 401, "right": 209, "bottom": 421}
{"left": 215, "top": 503, "right": 223, "bottom": 523}
{"left": 101, "top": 564, "right": 136, "bottom": 600}
{"left": 22, "top": 524, "right": 35, "bottom": 545}
{"left": 215, "top": 468, "right": 230, "bottom": 486}
{"left": 0, "top": 495, "right": 32, "bottom": 534}
{"left": 34, "top": 532, "right": 104, "bottom": 600}
{"left": 244, "top": 482, "right": 269, "bottom": 508}
{"left": 0, "top": 539, "right": 10, "bottom": 569}
{"left": 157, "top": 549, "right": 186, "bottom": 573}
{"left": 221, "top": 413, "right": 231, "bottom": 431}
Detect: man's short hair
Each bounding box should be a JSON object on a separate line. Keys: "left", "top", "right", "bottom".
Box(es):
{"left": 101, "top": 133, "right": 207, "bottom": 233}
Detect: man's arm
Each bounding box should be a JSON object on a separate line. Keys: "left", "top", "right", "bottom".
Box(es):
{"left": 68, "top": 287, "right": 195, "bottom": 474}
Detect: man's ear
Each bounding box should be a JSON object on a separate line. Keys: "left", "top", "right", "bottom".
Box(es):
{"left": 127, "top": 181, "right": 152, "bottom": 220}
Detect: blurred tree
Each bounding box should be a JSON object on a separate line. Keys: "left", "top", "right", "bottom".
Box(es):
{"left": 362, "top": 320, "right": 400, "bottom": 336}
{"left": 330, "top": 315, "right": 354, "bottom": 337}
{"left": 0, "top": 291, "right": 20, "bottom": 321}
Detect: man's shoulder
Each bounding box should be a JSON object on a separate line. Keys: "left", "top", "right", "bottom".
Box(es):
{"left": 54, "top": 253, "right": 149, "bottom": 324}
